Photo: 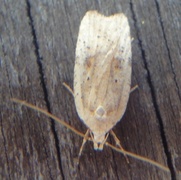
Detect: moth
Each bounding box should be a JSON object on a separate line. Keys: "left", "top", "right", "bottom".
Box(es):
{"left": 73, "top": 11, "right": 132, "bottom": 153}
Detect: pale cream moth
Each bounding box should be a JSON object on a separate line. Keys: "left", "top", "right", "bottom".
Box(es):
{"left": 74, "top": 11, "right": 132, "bottom": 152}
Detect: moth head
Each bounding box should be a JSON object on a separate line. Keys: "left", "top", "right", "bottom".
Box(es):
{"left": 90, "top": 131, "right": 109, "bottom": 150}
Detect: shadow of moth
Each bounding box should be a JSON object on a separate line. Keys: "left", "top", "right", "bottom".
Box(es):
{"left": 73, "top": 11, "right": 132, "bottom": 152}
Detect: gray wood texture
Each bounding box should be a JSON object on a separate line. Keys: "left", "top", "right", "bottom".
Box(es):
{"left": 0, "top": 0, "right": 180, "bottom": 179}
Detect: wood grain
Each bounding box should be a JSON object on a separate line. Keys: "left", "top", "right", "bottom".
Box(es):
{"left": 0, "top": 0, "right": 180, "bottom": 179}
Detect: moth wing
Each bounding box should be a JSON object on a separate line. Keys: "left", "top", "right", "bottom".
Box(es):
{"left": 74, "top": 11, "right": 131, "bottom": 135}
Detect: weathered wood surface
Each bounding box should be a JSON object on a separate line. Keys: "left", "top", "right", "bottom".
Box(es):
{"left": 0, "top": 0, "right": 180, "bottom": 179}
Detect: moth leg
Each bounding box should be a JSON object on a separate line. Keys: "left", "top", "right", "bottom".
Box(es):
{"left": 78, "top": 129, "right": 90, "bottom": 159}
{"left": 62, "top": 82, "right": 74, "bottom": 96}
{"left": 130, "top": 85, "right": 138, "bottom": 94}
{"left": 110, "top": 130, "right": 129, "bottom": 163}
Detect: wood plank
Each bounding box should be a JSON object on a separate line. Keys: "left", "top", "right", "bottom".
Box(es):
{"left": 1, "top": 0, "right": 180, "bottom": 179}
{"left": 130, "top": 0, "right": 181, "bottom": 179}
{"left": 0, "top": 0, "right": 63, "bottom": 179}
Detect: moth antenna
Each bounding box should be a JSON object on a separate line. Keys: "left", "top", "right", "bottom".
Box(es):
{"left": 11, "top": 98, "right": 170, "bottom": 172}
{"left": 106, "top": 142, "right": 170, "bottom": 172}
{"left": 11, "top": 98, "right": 84, "bottom": 138}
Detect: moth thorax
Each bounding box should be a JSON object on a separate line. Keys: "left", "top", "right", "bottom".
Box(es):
{"left": 95, "top": 105, "right": 106, "bottom": 118}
